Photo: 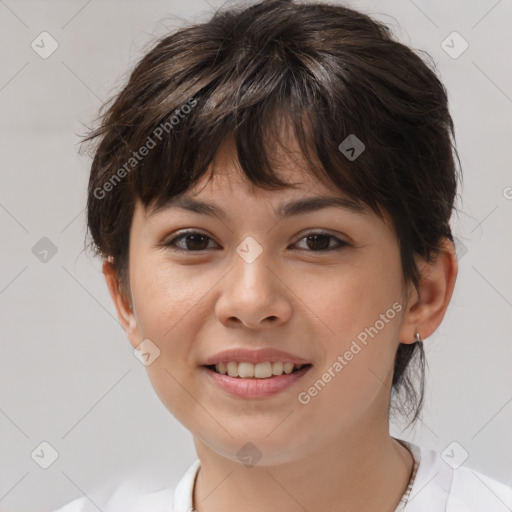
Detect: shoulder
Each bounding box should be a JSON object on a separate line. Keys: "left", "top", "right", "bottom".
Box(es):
{"left": 52, "top": 459, "right": 200, "bottom": 512}
{"left": 406, "top": 442, "right": 512, "bottom": 512}
{"left": 52, "top": 482, "right": 174, "bottom": 512}
{"left": 446, "top": 464, "right": 512, "bottom": 511}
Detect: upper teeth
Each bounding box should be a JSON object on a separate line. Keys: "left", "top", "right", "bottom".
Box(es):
{"left": 214, "top": 361, "right": 305, "bottom": 378}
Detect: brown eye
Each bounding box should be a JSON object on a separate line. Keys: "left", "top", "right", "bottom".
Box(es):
{"left": 166, "top": 232, "right": 216, "bottom": 252}
{"left": 293, "top": 232, "right": 349, "bottom": 252}
{"left": 303, "top": 234, "right": 332, "bottom": 251}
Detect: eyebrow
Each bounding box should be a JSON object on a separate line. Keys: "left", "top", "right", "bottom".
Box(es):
{"left": 149, "top": 195, "right": 368, "bottom": 219}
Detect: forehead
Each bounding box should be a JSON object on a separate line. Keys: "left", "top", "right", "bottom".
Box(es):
{"left": 155, "top": 134, "right": 351, "bottom": 210}
{"left": 131, "top": 135, "right": 395, "bottom": 237}
{"left": 146, "top": 152, "right": 370, "bottom": 222}
{"left": 189, "top": 165, "right": 326, "bottom": 202}
{"left": 138, "top": 132, "right": 388, "bottom": 227}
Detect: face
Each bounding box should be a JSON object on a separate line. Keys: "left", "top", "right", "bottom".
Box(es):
{"left": 113, "top": 139, "right": 417, "bottom": 466}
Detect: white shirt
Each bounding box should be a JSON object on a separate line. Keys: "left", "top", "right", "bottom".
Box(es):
{"left": 54, "top": 440, "right": 512, "bottom": 511}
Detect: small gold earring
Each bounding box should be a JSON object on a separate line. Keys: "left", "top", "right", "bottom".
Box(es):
{"left": 414, "top": 331, "right": 422, "bottom": 343}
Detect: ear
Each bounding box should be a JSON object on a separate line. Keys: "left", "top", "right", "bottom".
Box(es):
{"left": 102, "top": 260, "right": 140, "bottom": 350}
{"left": 398, "top": 237, "right": 458, "bottom": 344}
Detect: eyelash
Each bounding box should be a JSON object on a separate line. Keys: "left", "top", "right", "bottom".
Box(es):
{"left": 164, "top": 230, "right": 349, "bottom": 253}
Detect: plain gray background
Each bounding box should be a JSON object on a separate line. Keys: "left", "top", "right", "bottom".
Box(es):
{"left": 1, "top": 0, "right": 511, "bottom": 510}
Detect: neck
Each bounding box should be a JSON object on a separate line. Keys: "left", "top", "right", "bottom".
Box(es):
{"left": 192, "top": 423, "right": 413, "bottom": 512}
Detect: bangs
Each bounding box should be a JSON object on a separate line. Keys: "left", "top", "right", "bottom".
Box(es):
{"left": 117, "top": 39, "right": 385, "bottom": 220}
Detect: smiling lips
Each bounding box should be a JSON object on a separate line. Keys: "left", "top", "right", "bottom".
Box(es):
{"left": 210, "top": 361, "right": 309, "bottom": 378}
{"left": 202, "top": 363, "right": 312, "bottom": 398}
{"left": 202, "top": 347, "right": 312, "bottom": 379}
{"left": 201, "top": 347, "right": 313, "bottom": 398}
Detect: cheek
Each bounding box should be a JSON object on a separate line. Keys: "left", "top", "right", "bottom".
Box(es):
{"left": 291, "top": 248, "right": 403, "bottom": 339}
{"left": 131, "top": 257, "right": 211, "bottom": 341}
{"left": 296, "top": 252, "right": 403, "bottom": 409}
{"left": 129, "top": 262, "right": 209, "bottom": 417}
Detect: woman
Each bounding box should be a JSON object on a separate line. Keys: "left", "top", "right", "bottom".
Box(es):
{"left": 56, "top": 0, "right": 512, "bottom": 510}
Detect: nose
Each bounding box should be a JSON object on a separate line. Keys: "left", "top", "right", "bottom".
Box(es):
{"left": 215, "top": 247, "right": 293, "bottom": 330}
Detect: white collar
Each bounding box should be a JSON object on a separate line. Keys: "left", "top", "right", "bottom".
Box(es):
{"left": 171, "top": 441, "right": 455, "bottom": 512}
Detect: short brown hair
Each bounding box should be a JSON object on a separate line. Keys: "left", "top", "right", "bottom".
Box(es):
{"left": 81, "top": 0, "right": 462, "bottom": 425}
